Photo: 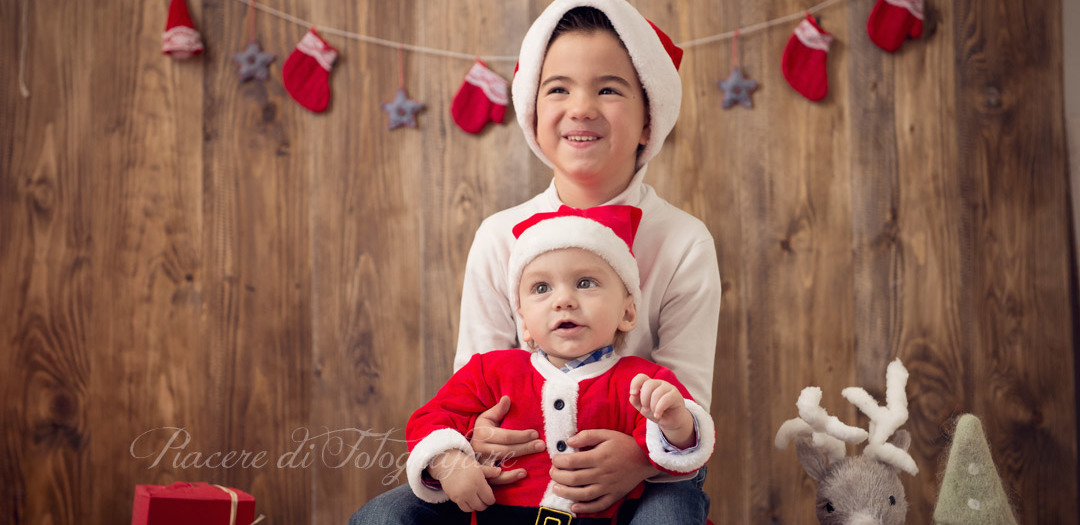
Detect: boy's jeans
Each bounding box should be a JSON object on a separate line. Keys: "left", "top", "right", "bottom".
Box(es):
{"left": 347, "top": 467, "right": 710, "bottom": 524}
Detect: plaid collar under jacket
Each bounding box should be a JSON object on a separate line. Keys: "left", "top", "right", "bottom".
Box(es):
{"left": 539, "top": 345, "right": 616, "bottom": 373}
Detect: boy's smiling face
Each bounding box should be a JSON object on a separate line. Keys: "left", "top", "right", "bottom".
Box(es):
{"left": 536, "top": 30, "right": 650, "bottom": 208}
{"left": 517, "top": 248, "right": 636, "bottom": 368}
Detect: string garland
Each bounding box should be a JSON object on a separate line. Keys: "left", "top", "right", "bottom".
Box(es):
{"left": 679, "top": 0, "right": 846, "bottom": 48}
{"left": 10, "top": 0, "right": 851, "bottom": 103}
{"left": 232, "top": 0, "right": 515, "bottom": 61}
{"left": 231, "top": 0, "right": 849, "bottom": 61}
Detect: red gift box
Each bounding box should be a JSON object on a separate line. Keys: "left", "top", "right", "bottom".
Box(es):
{"left": 132, "top": 482, "right": 256, "bottom": 525}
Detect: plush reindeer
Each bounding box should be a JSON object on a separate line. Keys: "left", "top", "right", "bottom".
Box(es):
{"left": 775, "top": 359, "right": 918, "bottom": 525}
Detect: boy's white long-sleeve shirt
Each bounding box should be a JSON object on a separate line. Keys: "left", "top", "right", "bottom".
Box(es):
{"left": 455, "top": 168, "right": 722, "bottom": 410}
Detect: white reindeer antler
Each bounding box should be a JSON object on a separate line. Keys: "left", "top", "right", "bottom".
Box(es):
{"left": 842, "top": 358, "right": 918, "bottom": 475}
{"left": 775, "top": 386, "right": 869, "bottom": 463}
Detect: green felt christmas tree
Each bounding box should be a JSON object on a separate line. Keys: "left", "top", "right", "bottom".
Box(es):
{"left": 934, "top": 414, "right": 1017, "bottom": 524}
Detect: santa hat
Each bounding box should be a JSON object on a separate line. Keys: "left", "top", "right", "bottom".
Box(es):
{"left": 508, "top": 205, "right": 642, "bottom": 313}
{"left": 512, "top": 0, "right": 683, "bottom": 171}
{"left": 162, "top": 0, "right": 204, "bottom": 59}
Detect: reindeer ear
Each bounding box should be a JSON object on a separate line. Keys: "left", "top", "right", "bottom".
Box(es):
{"left": 795, "top": 437, "right": 828, "bottom": 483}
{"left": 890, "top": 429, "right": 912, "bottom": 452}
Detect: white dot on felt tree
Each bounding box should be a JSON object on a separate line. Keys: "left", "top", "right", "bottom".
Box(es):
{"left": 968, "top": 463, "right": 981, "bottom": 475}
{"left": 968, "top": 498, "right": 982, "bottom": 510}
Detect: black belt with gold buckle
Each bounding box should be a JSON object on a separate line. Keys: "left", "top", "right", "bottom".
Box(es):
{"left": 535, "top": 506, "right": 575, "bottom": 525}
{"left": 475, "top": 505, "right": 613, "bottom": 525}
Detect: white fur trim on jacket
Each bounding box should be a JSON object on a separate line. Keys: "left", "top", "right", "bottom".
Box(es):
{"left": 538, "top": 368, "right": 579, "bottom": 512}
{"left": 540, "top": 371, "right": 580, "bottom": 457}
{"left": 644, "top": 399, "right": 715, "bottom": 474}
{"left": 406, "top": 428, "right": 474, "bottom": 503}
{"left": 539, "top": 480, "right": 576, "bottom": 514}
{"left": 512, "top": 0, "right": 682, "bottom": 171}
{"left": 508, "top": 215, "right": 641, "bottom": 311}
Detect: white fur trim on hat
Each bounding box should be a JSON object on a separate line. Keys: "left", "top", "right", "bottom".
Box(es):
{"left": 512, "top": 0, "right": 682, "bottom": 171}
{"left": 405, "top": 428, "right": 474, "bottom": 503}
{"left": 644, "top": 399, "right": 715, "bottom": 474}
{"left": 508, "top": 215, "right": 641, "bottom": 312}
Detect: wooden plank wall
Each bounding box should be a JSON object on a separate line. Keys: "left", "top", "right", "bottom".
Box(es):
{"left": 1, "top": 0, "right": 1075, "bottom": 523}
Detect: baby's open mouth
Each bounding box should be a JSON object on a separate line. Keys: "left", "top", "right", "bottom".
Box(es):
{"left": 557, "top": 321, "right": 579, "bottom": 329}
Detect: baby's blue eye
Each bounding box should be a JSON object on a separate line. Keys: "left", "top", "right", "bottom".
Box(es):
{"left": 577, "top": 278, "right": 597, "bottom": 289}
{"left": 532, "top": 283, "right": 550, "bottom": 294}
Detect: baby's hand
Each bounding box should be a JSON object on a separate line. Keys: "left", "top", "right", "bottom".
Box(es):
{"left": 629, "top": 374, "right": 684, "bottom": 427}
{"left": 428, "top": 450, "right": 501, "bottom": 513}
{"left": 629, "top": 374, "right": 694, "bottom": 448}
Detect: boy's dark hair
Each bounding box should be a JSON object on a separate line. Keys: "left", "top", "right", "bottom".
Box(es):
{"left": 547, "top": 6, "right": 651, "bottom": 149}
{"left": 549, "top": 7, "right": 622, "bottom": 49}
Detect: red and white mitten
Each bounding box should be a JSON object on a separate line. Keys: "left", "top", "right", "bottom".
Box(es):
{"left": 867, "top": 0, "right": 924, "bottom": 52}
{"left": 162, "top": 0, "right": 204, "bottom": 59}
{"left": 782, "top": 15, "right": 834, "bottom": 102}
{"left": 283, "top": 29, "right": 338, "bottom": 113}
{"left": 452, "top": 61, "right": 508, "bottom": 134}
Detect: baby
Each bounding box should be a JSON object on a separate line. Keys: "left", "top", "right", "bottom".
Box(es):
{"left": 405, "top": 206, "right": 715, "bottom": 523}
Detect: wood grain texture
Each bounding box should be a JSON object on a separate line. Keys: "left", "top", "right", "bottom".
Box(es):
{"left": 668, "top": 3, "right": 753, "bottom": 522}
{"left": 953, "top": 0, "right": 1076, "bottom": 521}
{"left": 308, "top": 0, "right": 428, "bottom": 520}
{"left": 846, "top": 0, "right": 956, "bottom": 522}
{"left": 86, "top": 0, "right": 216, "bottom": 522}
{"left": 0, "top": 0, "right": 1075, "bottom": 523}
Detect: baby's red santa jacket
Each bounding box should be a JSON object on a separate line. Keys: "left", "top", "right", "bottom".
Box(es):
{"left": 405, "top": 349, "right": 715, "bottom": 519}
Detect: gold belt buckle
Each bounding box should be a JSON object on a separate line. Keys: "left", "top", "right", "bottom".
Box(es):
{"left": 535, "top": 506, "right": 573, "bottom": 525}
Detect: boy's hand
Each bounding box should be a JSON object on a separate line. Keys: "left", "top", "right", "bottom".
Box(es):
{"left": 549, "top": 429, "right": 657, "bottom": 513}
{"left": 471, "top": 395, "right": 545, "bottom": 484}
{"left": 629, "top": 374, "right": 695, "bottom": 448}
{"left": 428, "top": 450, "right": 501, "bottom": 513}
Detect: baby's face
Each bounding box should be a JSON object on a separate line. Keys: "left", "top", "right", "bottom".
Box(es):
{"left": 534, "top": 30, "right": 649, "bottom": 200}
{"left": 517, "top": 248, "right": 636, "bottom": 368}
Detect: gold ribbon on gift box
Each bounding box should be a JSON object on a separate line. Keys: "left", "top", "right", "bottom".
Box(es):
{"left": 212, "top": 484, "right": 266, "bottom": 525}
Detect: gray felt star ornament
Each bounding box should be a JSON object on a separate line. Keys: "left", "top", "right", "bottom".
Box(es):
{"left": 232, "top": 42, "right": 276, "bottom": 82}
{"left": 718, "top": 66, "right": 758, "bottom": 109}
{"left": 381, "top": 88, "right": 424, "bottom": 130}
